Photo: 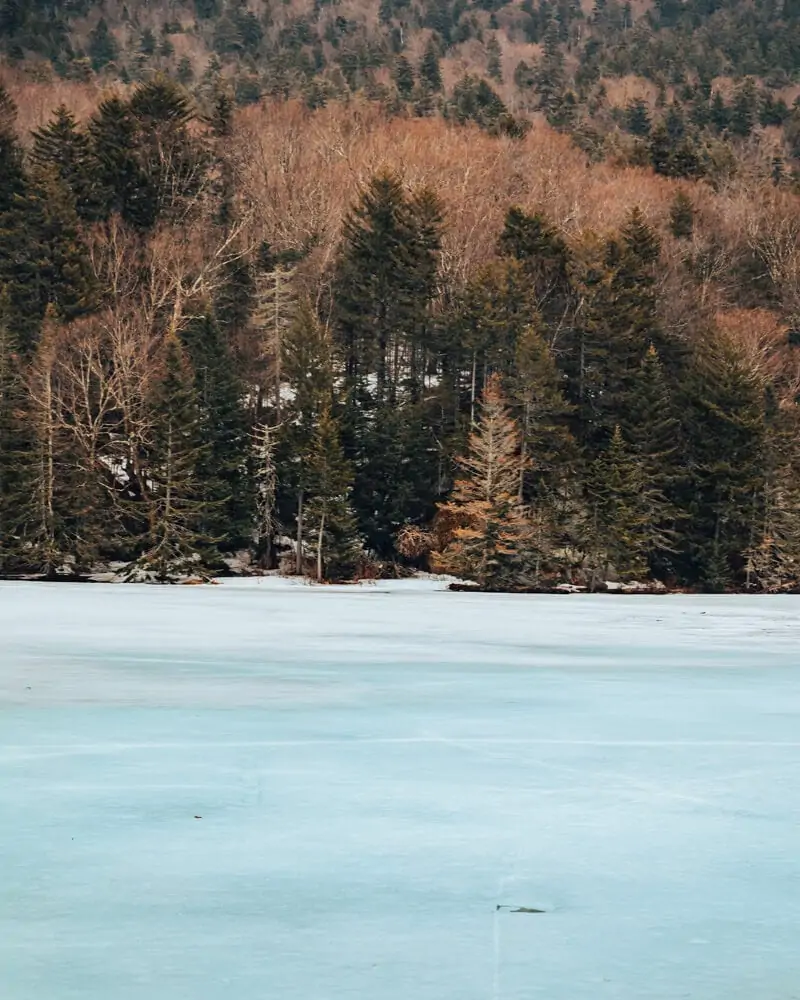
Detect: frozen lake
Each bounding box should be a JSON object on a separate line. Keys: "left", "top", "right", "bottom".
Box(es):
{"left": 1, "top": 580, "right": 799, "bottom": 1000}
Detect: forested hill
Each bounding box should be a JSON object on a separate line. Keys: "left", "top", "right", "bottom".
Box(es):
{"left": 5, "top": 0, "right": 800, "bottom": 172}
{"left": 1, "top": 4, "right": 800, "bottom": 591}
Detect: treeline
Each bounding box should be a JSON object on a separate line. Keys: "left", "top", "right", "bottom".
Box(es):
{"left": 6, "top": 0, "right": 800, "bottom": 182}
{"left": 0, "top": 78, "right": 799, "bottom": 589}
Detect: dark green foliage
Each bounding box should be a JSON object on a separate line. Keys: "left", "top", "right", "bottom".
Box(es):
{"left": 392, "top": 55, "right": 415, "bottom": 98}
{"left": 88, "top": 18, "right": 118, "bottom": 71}
{"left": 486, "top": 35, "right": 502, "bottom": 81}
{"left": 448, "top": 75, "right": 526, "bottom": 137}
{"left": 586, "top": 424, "right": 672, "bottom": 585}
{"left": 89, "top": 80, "right": 208, "bottom": 230}
{"left": 304, "top": 406, "right": 361, "bottom": 581}
{"left": 677, "top": 340, "right": 767, "bottom": 590}
{"left": 498, "top": 206, "right": 571, "bottom": 327}
{"left": 31, "top": 106, "right": 103, "bottom": 222}
{"left": 624, "top": 97, "right": 651, "bottom": 136}
{"left": 419, "top": 39, "right": 443, "bottom": 92}
{"left": 333, "top": 172, "right": 442, "bottom": 555}
{"left": 669, "top": 189, "right": 695, "bottom": 239}
{"left": 140, "top": 28, "right": 156, "bottom": 57}
{"left": 181, "top": 313, "right": 254, "bottom": 553}
{"left": 0, "top": 293, "right": 32, "bottom": 574}
{"left": 127, "top": 335, "right": 216, "bottom": 582}
{"left": 730, "top": 77, "right": 759, "bottom": 138}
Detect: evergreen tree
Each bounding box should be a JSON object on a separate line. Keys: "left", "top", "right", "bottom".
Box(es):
{"left": 487, "top": 35, "right": 503, "bottom": 82}
{"left": 181, "top": 313, "right": 254, "bottom": 554}
{"left": 31, "top": 106, "right": 102, "bottom": 222}
{"left": 436, "top": 374, "right": 535, "bottom": 590}
{"left": 586, "top": 425, "right": 672, "bottom": 586}
{"left": 28, "top": 167, "right": 97, "bottom": 325}
{"left": 127, "top": 334, "right": 216, "bottom": 582}
{"left": 625, "top": 97, "right": 651, "bottom": 136}
{"left": 0, "top": 84, "right": 25, "bottom": 215}
{"left": 392, "top": 55, "right": 416, "bottom": 99}
{"left": 88, "top": 95, "right": 142, "bottom": 223}
{"left": 277, "top": 299, "right": 335, "bottom": 573}
{"left": 303, "top": 407, "right": 361, "bottom": 582}
{"left": 678, "top": 340, "right": 767, "bottom": 590}
{"left": 730, "top": 77, "right": 759, "bottom": 138}
{"left": 88, "top": 18, "right": 118, "bottom": 71}
{"left": 16, "top": 310, "right": 95, "bottom": 577}
{"left": 497, "top": 205, "right": 571, "bottom": 327}
{"left": 419, "top": 39, "right": 443, "bottom": 92}
{"left": 668, "top": 189, "right": 695, "bottom": 240}
{"left": 0, "top": 291, "right": 32, "bottom": 574}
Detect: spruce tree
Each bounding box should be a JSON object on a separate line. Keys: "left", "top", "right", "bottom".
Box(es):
{"left": 669, "top": 190, "right": 695, "bottom": 240}
{"left": 586, "top": 426, "right": 672, "bottom": 587}
{"left": 89, "top": 18, "right": 118, "bottom": 71}
{"left": 303, "top": 407, "right": 361, "bottom": 582}
{"left": 677, "top": 340, "right": 767, "bottom": 590}
{"left": 419, "top": 39, "right": 443, "bottom": 92}
{"left": 0, "top": 84, "right": 25, "bottom": 215}
{"left": 625, "top": 97, "right": 651, "bottom": 136}
{"left": 436, "top": 374, "right": 535, "bottom": 590}
{"left": 392, "top": 56, "right": 415, "bottom": 99}
{"left": 277, "top": 299, "right": 335, "bottom": 572}
{"left": 31, "top": 106, "right": 102, "bottom": 222}
{"left": 88, "top": 95, "right": 142, "bottom": 223}
{"left": 16, "top": 310, "right": 96, "bottom": 577}
{"left": 497, "top": 205, "right": 571, "bottom": 328}
{"left": 0, "top": 291, "right": 32, "bottom": 574}
{"left": 181, "top": 313, "right": 254, "bottom": 554}
{"left": 127, "top": 334, "right": 216, "bottom": 582}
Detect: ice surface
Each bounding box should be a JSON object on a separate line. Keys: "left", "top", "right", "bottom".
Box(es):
{"left": 1, "top": 580, "right": 799, "bottom": 1000}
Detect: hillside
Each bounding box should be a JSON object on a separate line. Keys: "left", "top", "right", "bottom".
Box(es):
{"left": 3, "top": 0, "right": 800, "bottom": 176}
{"left": 1, "top": 5, "right": 800, "bottom": 590}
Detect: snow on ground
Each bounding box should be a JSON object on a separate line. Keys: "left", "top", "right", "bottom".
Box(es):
{"left": 1, "top": 583, "right": 799, "bottom": 1000}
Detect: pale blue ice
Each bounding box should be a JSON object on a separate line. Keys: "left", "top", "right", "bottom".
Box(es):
{"left": 1, "top": 580, "right": 799, "bottom": 999}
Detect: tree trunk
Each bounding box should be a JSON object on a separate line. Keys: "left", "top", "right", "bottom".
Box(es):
{"left": 296, "top": 489, "right": 304, "bottom": 575}
{"left": 470, "top": 351, "right": 477, "bottom": 426}
{"left": 316, "top": 509, "right": 326, "bottom": 582}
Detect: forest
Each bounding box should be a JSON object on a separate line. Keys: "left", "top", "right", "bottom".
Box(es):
{"left": 1, "top": 0, "right": 800, "bottom": 590}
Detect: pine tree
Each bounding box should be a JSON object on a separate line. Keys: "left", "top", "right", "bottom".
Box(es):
{"left": 730, "top": 77, "right": 759, "bottom": 138}
{"left": 744, "top": 462, "right": 800, "bottom": 592}
{"left": 586, "top": 426, "right": 672, "bottom": 587}
{"left": 253, "top": 422, "right": 279, "bottom": 569}
{"left": 127, "top": 335, "right": 216, "bottom": 582}
{"left": 625, "top": 97, "right": 651, "bottom": 136}
{"left": 392, "top": 55, "right": 415, "bottom": 99}
{"left": 31, "top": 106, "right": 102, "bottom": 222}
{"left": 677, "top": 340, "right": 767, "bottom": 590}
{"left": 88, "top": 95, "right": 142, "bottom": 223}
{"left": 0, "top": 84, "right": 25, "bottom": 215}
{"left": 303, "top": 407, "right": 361, "bottom": 582}
{"left": 89, "top": 18, "right": 119, "bottom": 71}
{"left": 17, "top": 310, "right": 96, "bottom": 577}
{"left": 487, "top": 35, "right": 503, "bottom": 82}
{"left": 510, "top": 323, "right": 576, "bottom": 499}
{"left": 334, "top": 173, "right": 441, "bottom": 555}
{"left": 419, "top": 39, "right": 443, "bottom": 92}
{"left": 0, "top": 291, "right": 32, "bottom": 574}
{"left": 181, "top": 313, "right": 254, "bottom": 554}
{"left": 254, "top": 262, "right": 296, "bottom": 421}
{"left": 436, "top": 374, "right": 535, "bottom": 590}
{"left": 669, "top": 189, "right": 695, "bottom": 240}
{"left": 28, "top": 167, "right": 98, "bottom": 324}
{"left": 277, "top": 299, "right": 335, "bottom": 573}
{"left": 497, "top": 205, "right": 571, "bottom": 327}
